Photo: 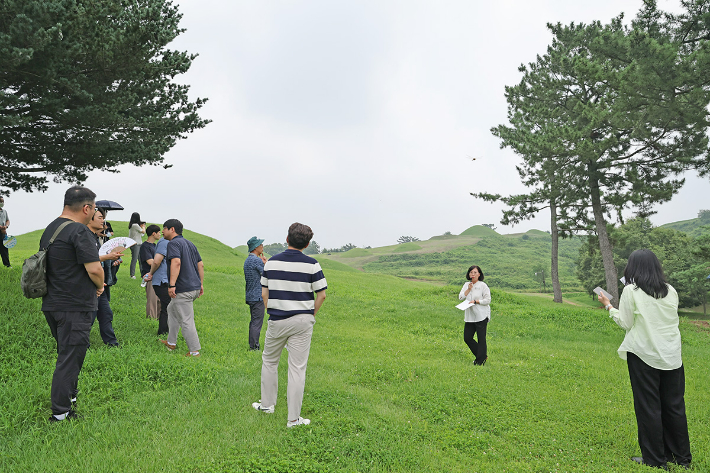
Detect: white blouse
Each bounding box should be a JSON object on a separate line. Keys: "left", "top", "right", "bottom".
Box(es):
{"left": 458, "top": 281, "right": 492, "bottom": 323}
{"left": 609, "top": 284, "right": 682, "bottom": 370}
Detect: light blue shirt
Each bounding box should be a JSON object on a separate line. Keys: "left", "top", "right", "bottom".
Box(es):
{"left": 151, "top": 238, "right": 169, "bottom": 285}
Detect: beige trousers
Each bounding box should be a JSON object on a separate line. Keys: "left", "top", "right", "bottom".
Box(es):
{"left": 260, "top": 313, "right": 315, "bottom": 420}
{"left": 145, "top": 282, "right": 160, "bottom": 319}
{"left": 167, "top": 290, "right": 201, "bottom": 352}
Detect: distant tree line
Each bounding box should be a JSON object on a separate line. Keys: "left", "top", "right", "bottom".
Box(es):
{"left": 577, "top": 218, "right": 710, "bottom": 314}
{"left": 264, "top": 241, "right": 321, "bottom": 256}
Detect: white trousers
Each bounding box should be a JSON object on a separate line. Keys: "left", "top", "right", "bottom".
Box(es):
{"left": 260, "top": 313, "right": 315, "bottom": 420}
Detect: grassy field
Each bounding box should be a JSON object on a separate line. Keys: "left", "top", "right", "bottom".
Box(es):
{"left": 317, "top": 229, "right": 584, "bottom": 293}
{"left": 1, "top": 226, "right": 708, "bottom": 472}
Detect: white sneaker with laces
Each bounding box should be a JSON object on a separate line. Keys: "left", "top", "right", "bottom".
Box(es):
{"left": 286, "top": 417, "right": 311, "bottom": 428}
{"left": 252, "top": 401, "right": 274, "bottom": 414}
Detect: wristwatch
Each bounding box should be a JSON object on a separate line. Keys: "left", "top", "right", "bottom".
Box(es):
{"left": 605, "top": 304, "right": 612, "bottom": 310}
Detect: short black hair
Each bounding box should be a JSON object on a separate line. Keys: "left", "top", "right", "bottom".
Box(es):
{"left": 91, "top": 207, "right": 106, "bottom": 220}
{"left": 63, "top": 186, "right": 96, "bottom": 211}
{"left": 287, "top": 222, "right": 313, "bottom": 250}
{"left": 146, "top": 224, "right": 160, "bottom": 236}
{"left": 624, "top": 249, "right": 669, "bottom": 299}
{"left": 465, "top": 265, "right": 484, "bottom": 281}
{"left": 163, "top": 218, "right": 183, "bottom": 235}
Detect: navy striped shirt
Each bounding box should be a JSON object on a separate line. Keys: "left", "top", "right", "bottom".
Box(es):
{"left": 261, "top": 249, "right": 327, "bottom": 320}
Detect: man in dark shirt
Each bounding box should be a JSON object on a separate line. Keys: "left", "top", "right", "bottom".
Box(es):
{"left": 139, "top": 224, "right": 161, "bottom": 319}
{"left": 41, "top": 186, "right": 104, "bottom": 422}
{"left": 159, "top": 219, "right": 204, "bottom": 357}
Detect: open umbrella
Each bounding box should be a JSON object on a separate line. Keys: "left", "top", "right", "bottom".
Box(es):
{"left": 95, "top": 200, "right": 124, "bottom": 211}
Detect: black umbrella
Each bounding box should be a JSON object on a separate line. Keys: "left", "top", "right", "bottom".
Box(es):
{"left": 95, "top": 200, "right": 124, "bottom": 211}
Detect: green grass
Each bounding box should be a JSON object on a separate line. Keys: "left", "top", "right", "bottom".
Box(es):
{"left": 362, "top": 236, "right": 583, "bottom": 290}
{"left": 1, "top": 228, "right": 708, "bottom": 472}
{"left": 392, "top": 242, "right": 422, "bottom": 252}
{"left": 459, "top": 225, "right": 500, "bottom": 237}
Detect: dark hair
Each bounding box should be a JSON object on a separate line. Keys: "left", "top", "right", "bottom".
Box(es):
{"left": 287, "top": 222, "right": 313, "bottom": 250}
{"left": 465, "top": 265, "right": 484, "bottom": 281}
{"left": 146, "top": 224, "right": 160, "bottom": 236}
{"left": 624, "top": 249, "right": 669, "bottom": 299}
{"left": 129, "top": 212, "right": 142, "bottom": 229}
{"left": 63, "top": 186, "right": 96, "bottom": 211}
{"left": 163, "top": 219, "right": 183, "bottom": 235}
{"left": 105, "top": 222, "right": 114, "bottom": 233}
{"left": 91, "top": 207, "right": 106, "bottom": 220}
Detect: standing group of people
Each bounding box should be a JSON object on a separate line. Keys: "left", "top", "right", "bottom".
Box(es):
{"left": 33, "top": 185, "right": 694, "bottom": 466}
{"left": 40, "top": 186, "right": 205, "bottom": 422}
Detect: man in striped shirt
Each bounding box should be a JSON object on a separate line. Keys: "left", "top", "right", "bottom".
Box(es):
{"left": 252, "top": 222, "right": 327, "bottom": 428}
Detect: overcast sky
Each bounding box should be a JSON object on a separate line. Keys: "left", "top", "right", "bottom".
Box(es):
{"left": 7, "top": 0, "right": 707, "bottom": 249}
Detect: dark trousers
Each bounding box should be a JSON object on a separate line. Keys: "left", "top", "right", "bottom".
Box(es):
{"left": 0, "top": 239, "right": 10, "bottom": 267}
{"left": 129, "top": 245, "right": 139, "bottom": 277}
{"left": 153, "top": 283, "right": 171, "bottom": 335}
{"left": 627, "top": 352, "right": 692, "bottom": 468}
{"left": 44, "top": 311, "right": 92, "bottom": 415}
{"left": 464, "top": 320, "right": 488, "bottom": 364}
{"left": 247, "top": 300, "right": 265, "bottom": 349}
{"left": 91, "top": 286, "right": 118, "bottom": 346}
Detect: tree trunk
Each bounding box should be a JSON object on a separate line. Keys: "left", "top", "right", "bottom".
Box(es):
{"left": 590, "top": 179, "right": 619, "bottom": 303}
{"left": 550, "top": 200, "right": 563, "bottom": 303}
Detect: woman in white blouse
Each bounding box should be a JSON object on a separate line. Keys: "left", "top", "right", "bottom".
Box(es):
{"left": 598, "top": 249, "right": 691, "bottom": 470}
{"left": 128, "top": 212, "right": 146, "bottom": 279}
{"left": 458, "top": 265, "right": 492, "bottom": 365}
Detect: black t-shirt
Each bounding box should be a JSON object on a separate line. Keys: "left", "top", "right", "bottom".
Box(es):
{"left": 139, "top": 241, "right": 156, "bottom": 277}
{"left": 40, "top": 217, "right": 100, "bottom": 312}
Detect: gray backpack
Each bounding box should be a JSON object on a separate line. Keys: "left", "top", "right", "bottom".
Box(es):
{"left": 21, "top": 221, "right": 73, "bottom": 299}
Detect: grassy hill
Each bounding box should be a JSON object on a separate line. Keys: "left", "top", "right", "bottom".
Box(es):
{"left": 2, "top": 226, "right": 708, "bottom": 471}
{"left": 661, "top": 216, "right": 710, "bottom": 237}
{"left": 319, "top": 230, "right": 583, "bottom": 291}
{"left": 459, "top": 225, "right": 500, "bottom": 237}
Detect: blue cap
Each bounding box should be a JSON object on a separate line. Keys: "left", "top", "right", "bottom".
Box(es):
{"left": 247, "top": 236, "right": 264, "bottom": 253}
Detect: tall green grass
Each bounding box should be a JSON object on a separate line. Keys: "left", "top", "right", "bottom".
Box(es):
{"left": 0, "top": 228, "right": 708, "bottom": 472}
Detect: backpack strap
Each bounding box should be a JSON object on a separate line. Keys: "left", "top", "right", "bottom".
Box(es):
{"left": 44, "top": 220, "right": 74, "bottom": 250}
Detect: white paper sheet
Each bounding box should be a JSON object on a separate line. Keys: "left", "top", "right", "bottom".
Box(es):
{"left": 456, "top": 300, "right": 475, "bottom": 310}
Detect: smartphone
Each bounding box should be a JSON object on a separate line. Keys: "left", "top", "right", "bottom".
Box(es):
{"left": 593, "top": 287, "right": 613, "bottom": 301}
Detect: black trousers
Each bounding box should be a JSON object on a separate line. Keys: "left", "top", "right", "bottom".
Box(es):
{"left": 44, "top": 310, "right": 92, "bottom": 415}
{"left": 464, "top": 319, "right": 488, "bottom": 364}
{"left": 627, "top": 352, "right": 692, "bottom": 467}
{"left": 0, "top": 239, "right": 10, "bottom": 267}
{"left": 91, "top": 286, "right": 118, "bottom": 346}
{"left": 247, "top": 300, "right": 265, "bottom": 349}
{"left": 153, "top": 283, "right": 171, "bottom": 336}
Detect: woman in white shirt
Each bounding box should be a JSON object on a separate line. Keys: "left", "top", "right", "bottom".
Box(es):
{"left": 598, "top": 249, "right": 691, "bottom": 470}
{"left": 458, "top": 265, "right": 492, "bottom": 365}
{"left": 128, "top": 212, "right": 146, "bottom": 279}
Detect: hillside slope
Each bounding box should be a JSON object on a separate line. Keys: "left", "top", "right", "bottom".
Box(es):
{"left": 1, "top": 227, "right": 708, "bottom": 472}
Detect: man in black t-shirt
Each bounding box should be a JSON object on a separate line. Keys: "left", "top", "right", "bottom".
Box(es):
{"left": 41, "top": 186, "right": 104, "bottom": 422}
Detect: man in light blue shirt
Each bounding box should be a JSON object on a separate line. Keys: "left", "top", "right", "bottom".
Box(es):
{"left": 145, "top": 233, "right": 170, "bottom": 336}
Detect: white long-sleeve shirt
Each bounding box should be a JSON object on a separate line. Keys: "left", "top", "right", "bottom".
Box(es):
{"left": 609, "top": 284, "right": 682, "bottom": 370}
{"left": 458, "top": 281, "right": 491, "bottom": 323}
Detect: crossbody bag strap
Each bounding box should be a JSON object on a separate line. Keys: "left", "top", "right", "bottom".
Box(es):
{"left": 44, "top": 220, "right": 75, "bottom": 249}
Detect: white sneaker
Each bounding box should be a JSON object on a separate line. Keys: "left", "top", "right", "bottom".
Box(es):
{"left": 286, "top": 417, "right": 311, "bottom": 428}
{"left": 252, "top": 401, "right": 274, "bottom": 414}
